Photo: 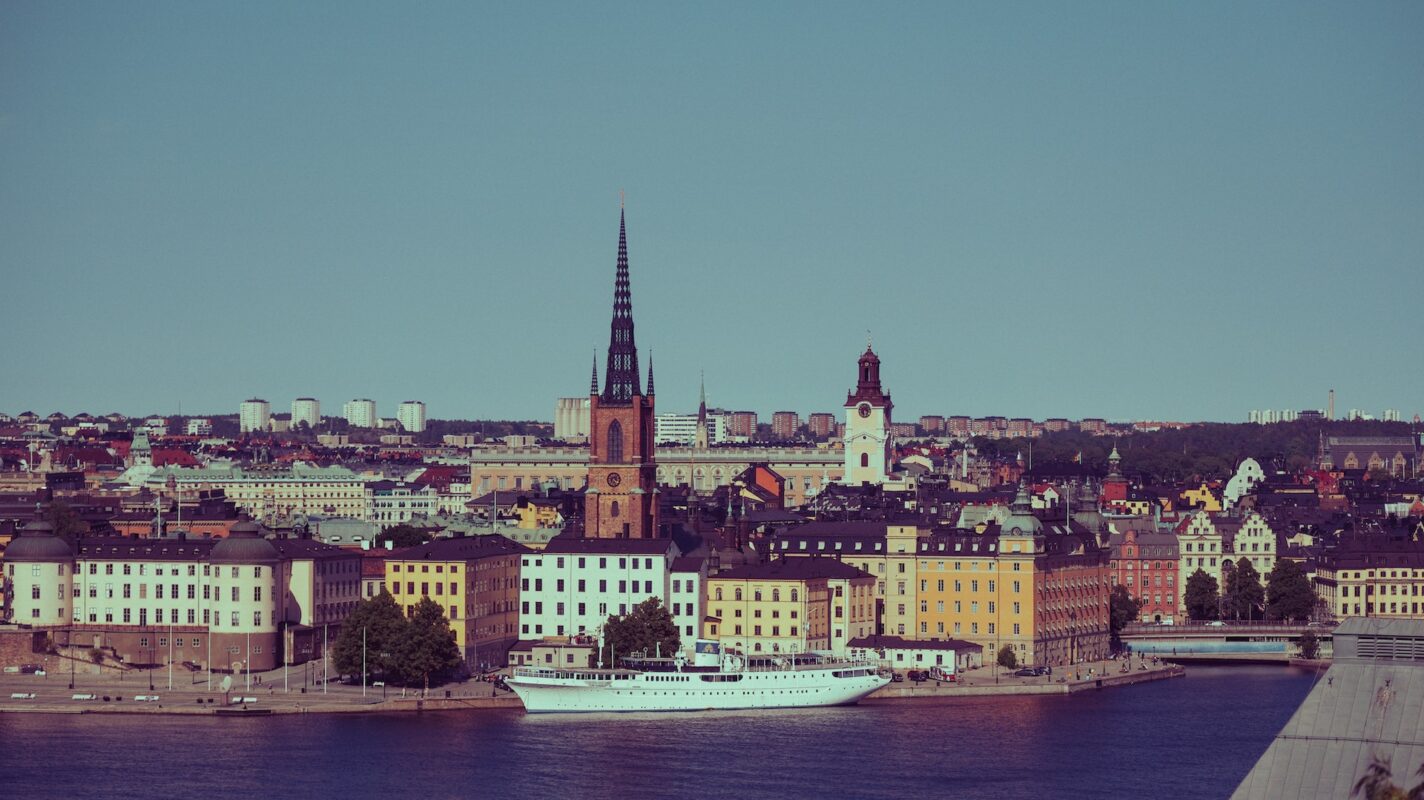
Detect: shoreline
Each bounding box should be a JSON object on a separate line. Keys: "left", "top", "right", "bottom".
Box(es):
{"left": 0, "top": 661, "right": 1200, "bottom": 716}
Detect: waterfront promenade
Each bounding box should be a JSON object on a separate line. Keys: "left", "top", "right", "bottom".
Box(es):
{"left": 0, "top": 653, "right": 1185, "bottom": 715}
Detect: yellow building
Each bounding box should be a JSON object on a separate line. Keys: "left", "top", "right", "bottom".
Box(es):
{"left": 1316, "top": 535, "right": 1424, "bottom": 620}
{"left": 768, "top": 521, "right": 921, "bottom": 637}
{"left": 703, "top": 558, "right": 875, "bottom": 656}
{"left": 1180, "top": 483, "right": 1223, "bottom": 512}
{"left": 385, "top": 535, "right": 526, "bottom": 669}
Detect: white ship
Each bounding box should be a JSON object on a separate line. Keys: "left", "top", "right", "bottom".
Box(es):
{"left": 507, "top": 644, "right": 889, "bottom": 714}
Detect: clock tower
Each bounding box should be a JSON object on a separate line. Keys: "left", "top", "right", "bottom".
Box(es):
{"left": 843, "top": 345, "right": 893, "bottom": 486}
{"left": 585, "top": 207, "right": 660, "bottom": 539}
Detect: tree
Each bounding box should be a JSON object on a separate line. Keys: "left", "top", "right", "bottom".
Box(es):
{"left": 1266, "top": 559, "right": 1317, "bottom": 622}
{"left": 397, "top": 597, "right": 463, "bottom": 692}
{"left": 1184, "top": 569, "right": 1220, "bottom": 621}
{"left": 45, "top": 500, "right": 88, "bottom": 541}
{"left": 1352, "top": 754, "right": 1424, "bottom": 800}
{"left": 600, "top": 597, "right": 680, "bottom": 667}
{"left": 332, "top": 591, "right": 408, "bottom": 681}
{"left": 1298, "top": 630, "right": 1320, "bottom": 660}
{"left": 376, "top": 524, "right": 432, "bottom": 549}
{"left": 1110, "top": 584, "right": 1145, "bottom": 649}
{"left": 1220, "top": 560, "right": 1238, "bottom": 619}
{"left": 997, "top": 645, "right": 1018, "bottom": 670}
{"left": 1231, "top": 558, "right": 1265, "bottom": 621}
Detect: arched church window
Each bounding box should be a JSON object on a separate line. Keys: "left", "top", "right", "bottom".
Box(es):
{"left": 610, "top": 501, "right": 620, "bottom": 518}
{"left": 861, "top": 453, "right": 869, "bottom": 468}
{"left": 607, "top": 420, "right": 624, "bottom": 463}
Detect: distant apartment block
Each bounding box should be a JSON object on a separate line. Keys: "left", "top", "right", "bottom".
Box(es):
{"left": 918, "top": 415, "right": 945, "bottom": 434}
{"left": 807, "top": 413, "right": 837, "bottom": 439}
{"left": 553, "top": 397, "right": 591, "bottom": 440}
{"left": 239, "top": 398, "right": 270, "bottom": 433}
{"left": 185, "top": 418, "right": 212, "bottom": 436}
{"left": 771, "top": 411, "right": 800, "bottom": 440}
{"left": 291, "top": 397, "right": 321, "bottom": 429}
{"left": 654, "top": 413, "right": 726, "bottom": 446}
{"left": 397, "top": 400, "right": 426, "bottom": 433}
{"left": 343, "top": 399, "right": 377, "bottom": 428}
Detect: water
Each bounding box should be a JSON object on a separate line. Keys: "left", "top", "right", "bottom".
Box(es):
{"left": 0, "top": 666, "right": 1316, "bottom": 800}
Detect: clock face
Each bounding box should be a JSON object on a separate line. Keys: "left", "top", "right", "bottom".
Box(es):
{"left": 857, "top": 403, "right": 872, "bottom": 418}
{"left": 606, "top": 472, "right": 622, "bottom": 487}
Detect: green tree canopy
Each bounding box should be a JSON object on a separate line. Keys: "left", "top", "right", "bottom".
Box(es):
{"left": 332, "top": 590, "right": 408, "bottom": 680}
{"left": 997, "top": 645, "right": 1018, "bottom": 670}
{"left": 1110, "top": 584, "right": 1145, "bottom": 640}
{"left": 600, "top": 597, "right": 680, "bottom": 667}
{"left": 1185, "top": 569, "right": 1220, "bottom": 621}
{"left": 1228, "top": 558, "right": 1266, "bottom": 621}
{"left": 1298, "top": 630, "right": 1320, "bottom": 660}
{"left": 376, "top": 524, "right": 432, "bottom": 549}
{"left": 1266, "top": 559, "right": 1317, "bottom": 622}
{"left": 397, "top": 597, "right": 463, "bottom": 692}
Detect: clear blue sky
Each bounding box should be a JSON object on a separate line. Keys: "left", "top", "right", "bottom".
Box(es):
{"left": 3, "top": 2, "right": 1421, "bottom": 423}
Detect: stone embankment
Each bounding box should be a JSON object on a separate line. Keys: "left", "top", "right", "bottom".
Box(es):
{"left": 865, "top": 661, "right": 1185, "bottom": 702}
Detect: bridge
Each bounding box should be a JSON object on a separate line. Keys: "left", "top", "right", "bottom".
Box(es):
{"left": 1121, "top": 621, "right": 1335, "bottom": 663}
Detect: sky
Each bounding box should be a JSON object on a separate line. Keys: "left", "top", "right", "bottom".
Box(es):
{"left": 2, "top": 2, "right": 1421, "bottom": 424}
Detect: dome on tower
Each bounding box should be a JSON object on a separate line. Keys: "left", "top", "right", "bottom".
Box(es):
{"left": 5, "top": 520, "right": 75, "bottom": 561}
{"left": 210, "top": 518, "right": 280, "bottom": 564}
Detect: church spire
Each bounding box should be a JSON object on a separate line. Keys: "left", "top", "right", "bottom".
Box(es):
{"left": 646, "top": 351, "right": 655, "bottom": 396}
{"left": 590, "top": 351, "right": 599, "bottom": 395}
{"left": 602, "top": 207, "right": 641, "bottom": 403}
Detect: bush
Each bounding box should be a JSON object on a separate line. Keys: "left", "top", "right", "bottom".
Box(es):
{"left": 997, "top": 645, "right": 1018, "bottom": 670}
{"left": 88, "top": 647, "right": 104, "bottom": 664}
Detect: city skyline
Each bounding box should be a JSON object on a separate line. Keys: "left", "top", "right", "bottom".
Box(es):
{"left": 3, "top": 3, "right": 1422, "bottom": 421}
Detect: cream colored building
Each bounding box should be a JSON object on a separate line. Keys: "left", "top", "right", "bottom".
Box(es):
{"left": 468, "top": 445, "right": 845, "bottom": 507}
{"left": 1179, "top": 511, "right": 1225, "bottom": 614}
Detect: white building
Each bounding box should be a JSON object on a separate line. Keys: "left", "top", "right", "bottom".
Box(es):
{"left": 239, "top": 399, "right": 271, "bottom": 433}
{"left": 1232, "top": 511, "right": 1278, "bottom": 577}
{"left": 342, "top": 399, "right": 377, "bottom": 428}
{"left": 554, "top": 398, "right": 591, "bottom": 440}
{"left": 1179, "top": 511, "right": 1225, "bottom": 615}
{"left": 843, "top": 346, "right": 893, "bottom": 486}
{"left": 397, "top": 401, "right": 426, "bottom": 433}
{"left": 291, "top": 398, "right": 321, "bottom": 429}
{"left": 365, "top": 480, "right": 438, "bottom": 525}
{"left": 185, "top": 418, "right": 213, "bottom": 436}
{"left": 654, "top": 413, "right": 727, "bottom": 446}
{"left": 520, "top": 539, "right": 696, "bottom": 652}
{"left": 144, "top": 417, "right": 169, "bottom": 436}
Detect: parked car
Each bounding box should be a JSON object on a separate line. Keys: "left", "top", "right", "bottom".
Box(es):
{"left": 1207, "top": 620, "right": 1227, "bottom": 627}
{"left": 1013, "top": 668, "right": 1038, "bottom": 677}
{"left": 891, "top": 673, "right": 905, "bottom": 683}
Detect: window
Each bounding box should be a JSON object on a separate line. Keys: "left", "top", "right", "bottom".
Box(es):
{"left": 860, "top": 453, "right": 868, "bottom": 468}
{"left": 607, "top": 420, "right": 624, "bottom": 462}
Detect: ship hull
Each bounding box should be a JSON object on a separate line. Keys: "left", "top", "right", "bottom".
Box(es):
{"left": 508, "top": 667, "right": 888, "bottom": 714}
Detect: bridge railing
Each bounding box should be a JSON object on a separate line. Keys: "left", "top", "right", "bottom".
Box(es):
{"left": 1123, "top": 620, "right": 1333, "bottom": 636}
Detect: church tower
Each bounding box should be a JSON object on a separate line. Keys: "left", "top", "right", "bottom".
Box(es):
{"left": 694, "top": 372, "right": 710, "bottom": 450}
{"left": 843, "top": 344, "right": 893, "bottom": 485}
{"left": 585, "top": 208, "right": 660, "bottom": 539}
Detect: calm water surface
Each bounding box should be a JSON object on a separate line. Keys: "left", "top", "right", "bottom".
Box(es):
{"left": 0, "top": 666, "right": 1316, "bottom": 800}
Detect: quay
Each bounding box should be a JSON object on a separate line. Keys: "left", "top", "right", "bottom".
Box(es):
{"left": 865, "top": 657, "right": 1184, "bottom": 702}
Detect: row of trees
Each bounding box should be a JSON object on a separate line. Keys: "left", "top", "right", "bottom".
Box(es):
{"left": 331, "top": 593, "right": 463, "bottom": 691}
{"left": 1183, "top": 559, "right": 1317, "bottom": 622}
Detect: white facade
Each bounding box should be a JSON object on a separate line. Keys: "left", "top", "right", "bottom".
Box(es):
{"left": 239, "top": 399, "right": 271, "bottom": 433}
{"left": 1232, "top": 511, "right": 1277, "bottom": 576}
{"left": 291, "top": 398, "right": 321, "bottom": 429}
{"left": 397, "top": 401, "right": 426, "bottom": 433}
{"left": 519, "top": 543, "right": 678, "bottom": 645}
{"left": 554, "top": 398, "right": 591, "bottom": 440}
{"left": 365, "top": 480, "right": 438, "bottom": 525}
{"left": 343, "top": 399, "right": 377, "bottom": 428}
{"left": 670, "top": 562, "right": 707, "bottom": 645}
{"left": 844, "top": 401, "right": 891, "bottom": 485}
{"left": 1179, "top": 511, "right": 1225, "bottom": 615}
{"left": 185, "top": 418, "right": 212, "bottom": 436}
{"left": 654, "top": 413, "right": 727, "bottom": 446}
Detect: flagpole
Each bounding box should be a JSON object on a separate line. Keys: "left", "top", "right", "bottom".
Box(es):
{"left": 362, "top": 626, "right": 367, "bottom": 698}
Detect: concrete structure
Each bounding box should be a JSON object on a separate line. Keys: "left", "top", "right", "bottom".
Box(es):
{"left": 291, "top": 398, "right": 321, "bottom": 430}
{"left": 239, "top": 399, "right": 270, "bottom": 434}
{"left": 553, "top": 397, "right": 591, "bottom": 440}
{"left": 847, "top": 634, "right": 982, "bottom": 673}
{"left": 1232, "top": 618, "right": 1424, "bottom": 800}
{"left": 342, "top": 399, "right": 377, "bottom": 428}
{"left": 397, "top": 401, "right": 426, "bottom": 434}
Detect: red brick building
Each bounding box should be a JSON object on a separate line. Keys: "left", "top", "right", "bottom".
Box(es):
{"left": 1108, "top": 525, "right": 1180, "bottom": 623}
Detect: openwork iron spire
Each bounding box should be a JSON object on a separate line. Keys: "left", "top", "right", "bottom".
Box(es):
{"left": 602, "top": 208, "right": 641, "bottom": 403}
{"left": 590, "top": 352, "right": 599, "bottom": 395}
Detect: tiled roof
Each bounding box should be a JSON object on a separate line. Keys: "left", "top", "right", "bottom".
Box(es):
{"left": 716, "top": 557, "right": 870, "bottom": 581}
